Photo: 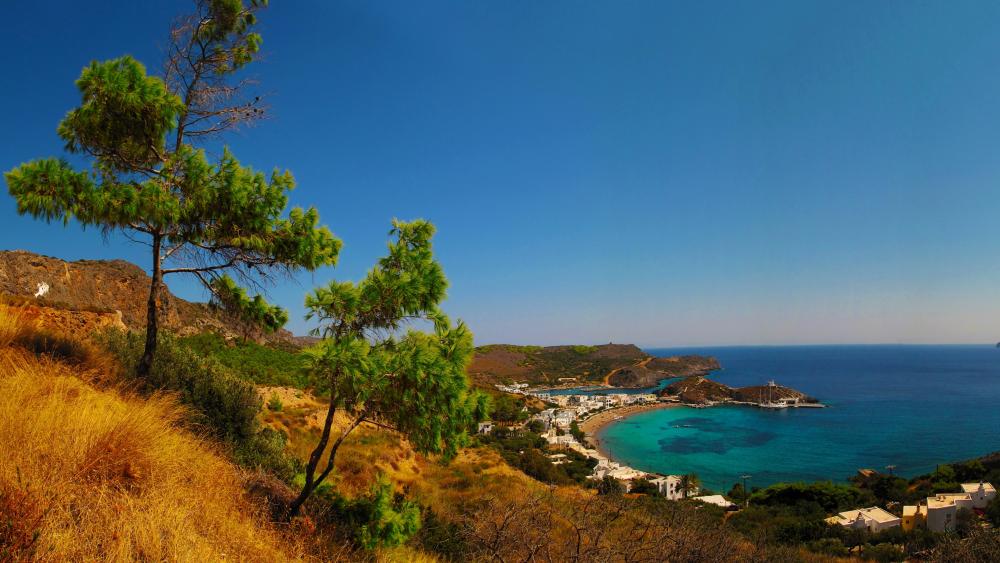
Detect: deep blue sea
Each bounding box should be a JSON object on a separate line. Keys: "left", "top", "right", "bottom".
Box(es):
{"left": 596, "top": 345, "right": 1000, "bottom": 493}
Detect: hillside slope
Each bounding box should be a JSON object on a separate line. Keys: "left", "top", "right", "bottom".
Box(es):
{"left": 468, "top": 343, "right": 718, "bottom": 388}
{"left": 0, "top": 325, "right": 300, "bottom": 560}
{"left": 0, "top": 301, "right": 829, "bottom": 562}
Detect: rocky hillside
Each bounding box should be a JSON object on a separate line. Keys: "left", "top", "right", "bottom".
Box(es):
{"left": 468, "top": 343, "right": 719, "bottom": 388}
{"left": 0, "top": 250, "right": 300, "bottom": 344}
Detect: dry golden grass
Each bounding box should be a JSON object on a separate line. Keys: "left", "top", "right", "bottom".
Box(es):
{"left": 0, "top": 345, "right": 303, "bottom": 562}
{"left": 0, "top": 303, "right": 24, "bottom": 348}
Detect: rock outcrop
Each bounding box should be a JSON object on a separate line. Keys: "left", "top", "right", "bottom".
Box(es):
{"left": 0, "top": 250, "right": 302, "bottom": 344}
{"left": 18, "top": 303, "right": 128, "bottom": 335}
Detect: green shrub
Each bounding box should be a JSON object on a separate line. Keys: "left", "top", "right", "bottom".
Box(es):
{"left": 750, "top": 481, "right": 874, "bottom": 513}
{"left": 99, "top": 330, "right": 260, "bottom": 443}
{"left": 267, "top": 393, "right": 283, "bottom": 412}
{"left": 807, "top": 538, "right": 849, "bottom": 557}
{"left": 864, "top": 542, "right": 905, "bottom": 562}
{"left": 986, "top": 495, "right": 1000, "bottom": 527}
{"left": 327, "top": 474, "right": 421, "bottom": 550}
{"left": 526, "top": 419, "right": 545, "bottom": 433}
{"left": 414, "top": 506, "right": 467, "bottom": 560}
{"left": 233, "top": 428, "right": 302, "bottom": 483}
{"left": 597, "top": 475, "right": 625, "bottom": 496}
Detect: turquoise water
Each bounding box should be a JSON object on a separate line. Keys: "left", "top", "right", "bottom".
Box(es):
{"left": 597, "top": 345, "right": 1000, "bottom": 492}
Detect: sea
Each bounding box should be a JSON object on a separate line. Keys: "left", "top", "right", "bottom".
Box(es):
{"left": 595, "top": 345, "right": 1000, "bottom": 493}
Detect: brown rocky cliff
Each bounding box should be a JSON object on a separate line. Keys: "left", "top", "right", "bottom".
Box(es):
{"left": 0, "top": 250, "right": 207, "bottom": 331}
{"left": 0, "top": 250, "right": 300, "bottom": 343}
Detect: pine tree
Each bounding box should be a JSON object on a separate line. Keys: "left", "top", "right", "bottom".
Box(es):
{"left": 4, "top": 0, "right": 340, "bottom": 375}
{"left": 287, "top": 220, "right": 488, "bottom": 518}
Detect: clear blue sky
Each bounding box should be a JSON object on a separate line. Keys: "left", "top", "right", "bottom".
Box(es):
{"left": 4, "top": 1, "right": 1000, "bottom": 346}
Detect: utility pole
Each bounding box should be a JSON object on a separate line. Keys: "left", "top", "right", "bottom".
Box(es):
{"left": 741, "top": 474, "right": 752, "bottom": 509}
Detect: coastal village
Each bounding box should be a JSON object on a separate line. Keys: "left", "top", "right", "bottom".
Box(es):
{"left": 488, "top": 381, "right": 744, "bottom": 507}
{"left": 491, "top": 380, "right": 999, "bottom": 534}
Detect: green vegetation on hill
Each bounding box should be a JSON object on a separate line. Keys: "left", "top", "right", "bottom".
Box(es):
{"left": 179, "top": 332, "right": 309, "bottom": 388}
{"left": 480, "top": 428, "right": 597, "bottom": 486}
{"left": 98, "top": 329, "right": 302, "bottom": 482}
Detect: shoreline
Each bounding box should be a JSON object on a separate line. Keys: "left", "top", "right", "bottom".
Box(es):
{"left": 578, "top": 401, "right": 682, "bottom": 458}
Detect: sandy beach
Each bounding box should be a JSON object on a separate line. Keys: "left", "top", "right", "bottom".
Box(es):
{"left": 579, "top": 401, "right": 682, "bottom": 455}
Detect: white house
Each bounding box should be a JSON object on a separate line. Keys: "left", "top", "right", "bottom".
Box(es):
{"left": 591, "top": 459, "right": 647, "bottom": 482}
{"left": 477, "top": 421, "right": 494, "bottom": 435}
{"left": 826, "top": 507, "right": 901, "bottom": 533}
{"left": 961, "top": 481, "right": 996, "bottom": 509}
{"left": 649, "top": 475, "right": 689, "bottom": 500}
{"left": 545, "top": 433, "right": 578, "bottom": 447}
{"left": 925, "top": 495, "right": 963, "bottom": 532}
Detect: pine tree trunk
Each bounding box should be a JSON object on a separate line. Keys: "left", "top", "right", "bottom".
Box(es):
{"left": 287, "top": 394, "right": 337, "bottom": 519}
{"left": 137, "top": 235, "right": 163, "bottom": 377}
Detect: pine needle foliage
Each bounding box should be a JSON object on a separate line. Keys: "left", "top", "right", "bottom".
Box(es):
{"left": 287, "top": 220, "right": 489, "bottom": 519}
{"left": 4, "top": 0, "right": 340, "bottom": 376}
{"left": 209, "top": 275, "right": 289, "bottom": 342}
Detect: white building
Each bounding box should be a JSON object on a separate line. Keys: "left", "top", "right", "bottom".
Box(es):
{"left": 591, "top": 459, "right": 647, "bottom": 482}
{"left": 902, "top": 481, "right": 995, "bottom": 532}
{"left": 553, "top": 409, "right": 576, "bottom": 429}
{"left": 826, "top": 507, "right": 901, "bottom": 533}
{"left": 477, "top": 421, "right": 494, "bottom": 435}
{"left": 693, "top": 495, "right": 737, "bottom": 509}
{"left": 548, "top": 395, "right": 570, "bottom": 407}
{"left": 545, "top": 433, "right": 578, "bottom": 447}
{"left": 649, "top": 475, "right": 691, "bottom": 500}
{"left": 961, "top": 481, "right": 996, "bottom": 509}
{"left": 924, "top": 495, "right": 966, "bottom": 532}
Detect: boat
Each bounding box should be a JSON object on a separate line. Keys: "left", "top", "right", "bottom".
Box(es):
{"left": 758, "top": 380, "right": 789, "bottom": 409}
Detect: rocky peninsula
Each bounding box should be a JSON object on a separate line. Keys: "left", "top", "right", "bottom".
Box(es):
{"left": 660, "top": 375, "right": 820, "bottom": 406}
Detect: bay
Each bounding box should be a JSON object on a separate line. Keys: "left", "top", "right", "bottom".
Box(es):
{"left": 596, "top": 345, "right": 1000, "bottom": 492}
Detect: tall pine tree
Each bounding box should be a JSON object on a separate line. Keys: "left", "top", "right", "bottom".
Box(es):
{"left": 5, "top": 0, "right": 340, "bottom": 374}
{"left": 287, "top": 220, "right": 488, "bottom": 518}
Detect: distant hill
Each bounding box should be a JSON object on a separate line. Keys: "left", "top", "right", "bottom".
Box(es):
{"left": 468, "top": 343, "right": 719, "bottom": 388}
{"left": 606, "top": 355, "right": 720, "bottom": 387}
{"left": 0, "top": 250, "right": 307, "bottom": 346}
